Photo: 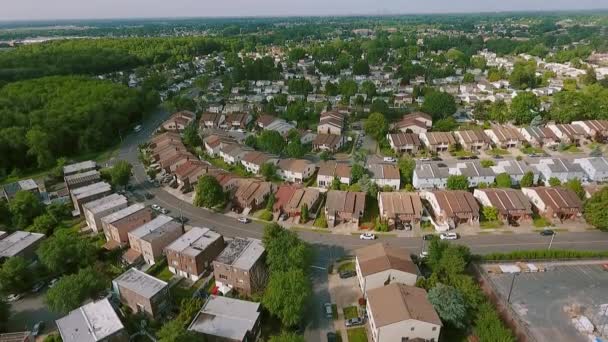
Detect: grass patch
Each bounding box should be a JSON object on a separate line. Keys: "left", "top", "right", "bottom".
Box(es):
{"left": 254, "top": 209, "right": 273, "bottom": 221}
{"left": 489, "top": 148, "right": 510, "bottom": 156}
{"left": 561, "top": 144, "right": 582, "bottom": 153}
{"left": 480, "top": 220, "right": 503, "bottom": 229}
{"left": 343, "top": 306, "right": 359, "bottom": 320}
{"left": 170, "top": 279, "right": 196, "bottom": 305}
{"left": 346, "top": 327, "right": 367, "bottom": 342}
{"left": 359, "top": 196, "right": 379, "bottom": 230}
{"left": 150, "top": 265, "right": 174, "bottom": 282}
{"left": 332, "top": 304, "right": 339, "bottom": 320}
{"left": 450, "top": 149, "right": 475, "bottom": 158}
{"left": 292, "top": 226, "right": 331, "bottom": 234}
{"left": 533, "top": 216, "right": 552, "bottom": 228}
{"left": 337, "top": 261, "right": 355, "bottom": 273}
{"left": 520, "top": 146, "right": 546, "bottom": 155}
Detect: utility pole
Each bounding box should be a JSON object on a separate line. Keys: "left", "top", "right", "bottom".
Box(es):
{"left": 507, "top": 273, "right": 518, "bottom": 304}
{"left": 548, "top": 232, "right": 556, "bottom": 250}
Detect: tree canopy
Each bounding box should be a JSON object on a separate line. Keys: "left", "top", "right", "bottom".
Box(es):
{"left": 45, "top": 267, "right": 105, "bottom": 314}
{"left": 584, "top": 187, "right": 608, "bottom": 230}
{"left": 9, "top": 190, "right": 44, "bottom": 229}
{"left": 364, "top": 112, "right": 388, "bottom": 141}
{"left": 193, "top": 175, "right": 225, "bottom": 208}
{"left": 0, "top": 256, "right": 33, "bottom": 295}
{"left": 421, "top": 90, "right": 457, "bottom": 120}
{"left": 37, "top": 229, "right": 97, "bottom": 275}
{"left": 446, "top": 175, "right": 469, "bottom": 190}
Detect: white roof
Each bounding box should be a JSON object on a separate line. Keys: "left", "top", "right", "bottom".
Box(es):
{"left": 63, "top": 160, "right": 97, "bottom": 175}
{"left": 0, "top": 231, "right": 44, "bottom": 258}
{"left": 56, "top": 299, "right": 124, "bottom": 342}
{"left": 71, "top": 182, "right": 112, "bottom": 200}
{"left": 188, "top": 296, "right": 260, "bottom": 341}
{"left": 215, "top": 238, "right": 264, "bottom": 271}
{"left": 101, "top": 203, "right": 146, "bottom": 225}
{"left": 129, "top": 215, "right": 177, "bottom": 241}
{"left": 113, "top": 268, "right": 168, "bottom": 299}
{"left": 165, "top": 227, "right": 222, "bottom": 257}
{"left": 82, "top": 194, "right": 127, "bottom": 214}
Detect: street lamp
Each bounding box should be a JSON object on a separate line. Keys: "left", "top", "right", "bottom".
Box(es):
{"left": 548, "top": 231, "right": 556, "bottom": 250}
{"left": 507, "top": 272, "right": 519, "bottom": 304}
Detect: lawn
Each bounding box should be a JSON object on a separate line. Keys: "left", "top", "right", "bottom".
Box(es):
{"left": 151, "top": 265, "right": 174, "bottom": 282}
{"left": 343, "top": 306, "right": 359, "bottom": 320}
{"left": 337, "top": 261, "right": 355, "bottom": 273}
{"left": 347, "top": 327, "right": 368, "bottom": 342}
{"left": 450, "top": 149, "right": 475, "bottom": 158}
{"left": 562, "top": 144, "right": 582, "bottom": 153}
{"left": 520, "top": 146, "right": 546, "bottom": 155}
{"left": 480, "top": 220, "right": 503, "bottom": 229}
{"left": 488, "top": 148, "right": 510, "bottom": 156}
{"left": 359, "top": 197, "right": 379, "bottom": 230}
{"left": 170, "top": 279, "right": 196, "bottom": 305}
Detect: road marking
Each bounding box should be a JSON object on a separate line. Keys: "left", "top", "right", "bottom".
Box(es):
{"left": 311, "top": 266, "right": 326, "bottom": 270}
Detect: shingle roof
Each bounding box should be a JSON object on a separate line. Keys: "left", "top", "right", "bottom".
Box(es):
{"left": 388, "top": 133, "right": 421, "bottom": 147}
{"left": 325, "top": 190, "right": 366, "bottom": 217}
{"left": 430, "top": 190, "right": 479, "bottom": 218}
{"left": 367, "top": 283, "right": 442, "bottom": 327}
{"left": 379, "top": 192, "right": 423, "bottom": 219}
{"left": 476, "top": 188, "right": 532, "bottom": 216}
{"left": 356, "top": 243, "right": 418, "bottom": 277}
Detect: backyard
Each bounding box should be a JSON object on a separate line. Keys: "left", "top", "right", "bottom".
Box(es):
{"left": 347, "top": 327, "right": 368, "bottom": 342}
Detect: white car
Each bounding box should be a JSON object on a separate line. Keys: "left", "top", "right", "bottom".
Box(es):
{"left": 383, "top": 157, "right": 396, "bottom": 162}
{"left": 151, "top": 204, "right": 161, "bottom": 211}
{"left": 440, "top": 232, "right": 459, "bottom": 240}
{"left": 160, "top": 208, "right": 169, "bottom": 215}
{"left": 7, "top": 294, "right": 22, "bottom": 302}
{"left": 134, "top": 125, "right": 142, "bottom": 133}
{"left": 238, "top": 217, "right": 250, "bottom": 224}
{"left": 359, "top": 233, "right": 376, "bottom": 240}
{"left": 48, "top": 278, "right": 58, "bottom": 288}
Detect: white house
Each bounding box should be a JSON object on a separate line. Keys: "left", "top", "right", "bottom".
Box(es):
{"left": 277, "top": 159, "right": 316, "bottom": 183}
{"left": 368, "top": 164, "right": 401, "bottom": 190}
{"left": 573, "top": 157, "right": 608, "bottom": 182}
{"left": 491, "top": 160, "right": 540, "bottom": 185}
{"left": 532, "top": 158, "right": 587, "bottom": 184}
{"left": 449, "top": 161, "right": 495, "bottom": 187}
{"left": 412, "top": 163, "right": 449, "bottom": 190}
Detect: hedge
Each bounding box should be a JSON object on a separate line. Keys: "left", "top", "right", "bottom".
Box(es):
{"left": 483, "top": 249, "right": 608, "bottom": 261}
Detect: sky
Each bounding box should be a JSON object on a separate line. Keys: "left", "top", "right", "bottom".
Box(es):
{"left": 2, "top": 0, "right": 608, "bottom": 21}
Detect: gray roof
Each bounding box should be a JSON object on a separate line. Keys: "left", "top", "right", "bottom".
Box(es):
{"left": 452, "top": 161, "right": 495, "bottom": 177}
{"left": 491, "top": 160, "right": 536, "bottom": 176}
{"left": 71, "top": 182, "right": 112, "bottom": 200}
{"left": 215, "top": 238, "right": 264, "bottom": 271}
{"left": 63, "top": 160, "right": 97, "bottom": 175}
{"left": 414, "top": 163, "right": 449, "bottom": 179}
{"left": 64, "top": 170, "right": 101, "bottom": 186}
{"left": 56, "top": 299, "right": 124, "bottom": 342}
{"left": 537, "top": 158, "right": 584, "bottom": 174}
{"left": 188, "top": 296, "right": 260, "bottom": 341}
{"left": 0, "top": 231, "right": 44, "bottom": 258}
{"left": 583, "top": 157, "right": 608, "bottom": 172}
{"left": 2, "top": 179, "right": 38, "bottom": 199}
{"left": 101, "top": 203, "right": 146, "bottom": 225}
{"left": 82, "top": 194, "right": 128, "bottom": 214}
{"left": 113, "top": 268, "right": 168, "bottom": 299}
{"left": 129, "top": 215, "right": 179, "bottom": 242}
{"left": 165, "top": 227, "right": 223, "bottom": 258}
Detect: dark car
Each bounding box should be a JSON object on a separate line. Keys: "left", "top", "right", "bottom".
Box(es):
{"left": 431, "top": 157, "right": 442, "bottom": 161}
{"left": 327, "top": 332, "right": 338, "bottom": 342}
{"left": 339, "top": 270, "right": 356, "bottom": 279}
{"left": 144, "top": 192, "right": 154, "bottom": 200}
{"left": 32, "top": 321, "right": 45, "bottom": 336}
{"left": 540, "top": 229, "right": 555, "bottom": 236}
{"left": 493, "top": 155, "right": 504, "bottom": 159}
{"left": 423, "top": 234, "right": 435, "bottom": 241}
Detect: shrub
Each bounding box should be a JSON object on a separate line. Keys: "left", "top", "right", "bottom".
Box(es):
{"left": 483, "top": 249, "right": 608, "bottom": 261}
{"left": 258, "top": 210, "right": 273, "bottom": 221}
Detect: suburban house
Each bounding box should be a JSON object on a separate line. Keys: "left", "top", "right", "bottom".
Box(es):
{"left": 272, "top": 184, "right": 300, "bottom": 214}
{"left": 368, "top": 164, "right": 401, "bottom": 190}
{"left": 449, "top": 161, "right": 496, "bottom": 187}
{"left": 63, "top": 160, "right": 97, "bottom": 177}
{"left": 174, "top": 160, "right": 209, "bottom": 191}
{"left": 491, "top": 160, "right": 540, "bottom": 185}
{"left": 317, "top": 111, "right": 345, "bottom": 135}
{"left": 112, "top": 268, "right": 170, "bottom": 319}
{"left": 547, "top": 123, "right": 587, "bottom": 145}
{"left": 312, "top": 134, "right": 345, "bottom": 152}
{"left": 454, "top": 130, "right": 491, "bottom": 151}
{"left": 233, "top": 180, "right": 273, "bottom": 212}
{"left": 240, "top": 151, "right": 278, "bottom": 175}
{"left": 573, "top": 120, "right": 608, "bottom": 140}
{"left": 484, "top": 125, "right": 526, "bottom": 149}
{"left": 378, "top": 192, "right": 423, "bottom": 229}
{"left": 199, "top": 113, "right": 225, "bottom": 129}
{"left": 1, "top": 179, "right": 40, "bottom": 202}
{"left": 101, "top": 204, "right": 155, "bottom": 248}
{"left": 394, "top": 112, "right": 432, "bottom": 134}
{"left": 158, "top": 150, "right": 196, "bottom": 174}
{"left": 188, "top": 296, "right": 261, "bottom": 342}
{"left": 532, "top": 158, "right": 587, "bottom": 184}
{"left": 82, "top": 194, "right": 128, "bottom": 233}
{"left": 277, "top": 159, "right": 316, "bottom": 183}
{"left": 519, "top": 126, "right": 560, "bottom": 148}
{"left": 325, "top": 190, "right": 366, "bottom": 228}
{"left": 56, "top": 299, "right": 127, "bottom": 342}
{"left": 203, "top": 134, "right": 237, "bottom": 157}
{"left": 125, "top": 215, "right": 183, "bottom": 265}
{"left": 64, "top": 170, "right": 101, "bottom": 192}
{"left": 149, "top": 131, "right": 182, "bottom": 150}
{"left": 419, "top": 132, "right": 456, "bottom": 152}
{"left": 316, "top": 161, "right": 352, "bottom": 188}
{"left": 413, "top": 163, "right": 450, "bottom": 190}
{"left": 70, "top": 181, "right": 113, "bottom": 215}
{"left": 161, "top": 111, "right": 196, "bottom": 132}
{"left": 265, "top": 119, "right": 296, "bottom": 137}
{"left": 165, "top": 227, "right": 225, "bottom": 281}
{"left": 366, "top": 283, "right": 442, "bottom": 342}
{"left": 355, "top": 243, "right": 419, "bottom": 294}
{"left": 0, "top": 231, "right": 44, "bottom": 261}
{"left": 421, "top": 190, "right": 480, "bottom": 228}
{"left": 283, "top": 187, "right": 321, "bottom": 218}
{"left": 213, "top": 237, "right": 266, "bottom": 296}
{"left": 256, "top": 114, "right": 279, "bottom": 129}
{"left": 219, "top": 144, "right": 252, "bottom": 165}
{"left": 387, "top": 133, "right": 421, "bottom": 154}
{"left": 573, "top": 157, "right": 608, "bottom": 182}
{"left": 223, "top": 113, "right": 252, "bottom": 130}
{"left": 521, "top": 187, "right": 583, "bottom": 222}
{"left": 473, "top": 188, "right": 533, "bottom": 224}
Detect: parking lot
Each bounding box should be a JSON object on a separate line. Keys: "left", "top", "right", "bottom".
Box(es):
{"left": 488, "top": 263, "right": 608, "bottom": 342}
{"left": 7, "top": 290, "right": 61, "bottom": 338}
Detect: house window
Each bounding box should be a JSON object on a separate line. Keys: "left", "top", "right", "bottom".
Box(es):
{"left": 432, "top": 327, "right": 437, "bottom": 331}
{"left": 410, "top": 327, "right": 415, "bottom": 331}
{"left": 219, "top": 274, "right": 228, "bottom": 280}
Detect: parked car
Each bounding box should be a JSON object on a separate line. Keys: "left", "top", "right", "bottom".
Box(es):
{"left": 419, "top": 251, "right": 429, "bottom": 259}
{"left": 540, "top": 229, "right": 555, "bottom": 236}
{"left": 7, "top": 294, "right": 22, "bottom": 302}
{"left": 160, "top": 208, "right": 169, "bottom": 214}
{"left": 324, "top": 303, "right": 333, "bottom": 319}
{"left": 48, "top": 278, "right": 59, "bottom": 288}
{"left": 238, "top": 217, "right": 250, "bottom": 224}
{"left": 422, "top": 234, "right": 435, "bottom": 241}
{"left": 440, "top": 232, "right": 459, "bottom": 240}
{"left": 339, "top": 270, "right": 356, "bottom": 279}
{"left": 359, "top": 233, "right": 376, "bottom": 240}
{"left": 144, "top": 193, "right": 154, "bottom": 200}
{"left": 133, "top": 125, "right": 142, "bottom": 133}
{"left": 32, "top": 321, "right": 45, "bottom": 336}
{"left": 31, "top": 282, "right": 46, "bottom": 293}
{"left": 151, "top": 204, "right": 161, "bottom": 211}
{"left": 327, "top": 332, "right": 338, "bottom": 342}
{"left": 279, "top": 213, "right": 289, "bottom": 221}
{"left": 345, "top": 317, "right": 364, "bottom": 327}
{"left": 383, "top": 157, "right": 396, "bottom": 163}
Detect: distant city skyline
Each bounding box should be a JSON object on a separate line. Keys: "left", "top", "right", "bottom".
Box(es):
{"left": 2, "top": 0, "right": 608, "bottom": 21}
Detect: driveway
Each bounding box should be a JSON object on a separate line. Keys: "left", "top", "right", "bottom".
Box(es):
{"left": 7, "top": 290, "right": 61, "bottom": 335}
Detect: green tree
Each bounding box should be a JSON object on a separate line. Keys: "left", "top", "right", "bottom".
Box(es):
{"left": 473, "top": 302, "right": 516, "bottom": 341}
{"left": 109, "top": 160, "right": 133, "bottom": 188}
{"left": 262, "top": 223, "right": 312, "bottom": 273}
{"left": 266, "top": 193, "right": 276, "bottom": 211}
{"left": 487, "top": 100, "right": 510, "bottom": 123}
{"left": 364, "top": 112, "right": 388, "bottom": 141}
{"left": 398, "top": 157, "right": 416, "bottom": 187}
{"left": 43, "top": 334, "right": 63, "bottom": 342}
{"left": 446, "top": 175, "right": 469, "bottom": 190}
{"left": 352, "top": 60, "right": 370, "bottom": 75}
{"left": 0, "top": 256, "right": 33, "bottom": 294}
{"left": 427, "top": 284, "right": 468, "bottom": 329}
{"left": 258, "top": 130, "right": 286, "bottom": 154}
{"left": 0, "top": 200, "right": 11, "bottom": 228}
{"left": 510, "top": 60, "right": 539, "bottom": 89}
{"left": 330, "top": 177, "right": 341, "bottom": 190}
{"left": 463, "top": 73, "right": 475, "bottom": 83}
{"left": 520, "top": 171, "right": 535, "bottom": 187}
{"left": 480, "top": 159, "right": 495, "bottom": 168}
{"left": 421, "top": 91, "right": 456, "bottom": 120}
{"left": 158, "top": 298, "right": 203, "bottom": 342}
{"left": 182, "top": 123, "right": 201, "bottom": 148}
{"left": 584, "top": 187, "right": 608, "bottom": 230}
{"left": 482, "top": 206, "right": 500, "bottom": 222}
{"left": 45, "top": 268, "right": 105, "bottom": 314}
{"left": 261, "top": 163, "right": 277, "bottom": 181}
{"left": 432, "top": 117, "right": 458, "bottom": 132}
{"left": 37, "top": 229, "right": 96, "bottom": 276}
{"left": 194, "top": 175, "right": 225, "bottom": 208}
{"left": 564, "top": 178, "right": 585, "bottom": 200}
{"left": 511, "top": 92, "right": 540, "bottom": 125}
{"left": 9, "top": 191, "right": 44, "bottom": 229}
{"left": 300, "top": 203, "right": 309, "bottom": 223}
{"left": 338, "top": 79, "right": 358, "bottom": 98}
{"left": 269, "top": 331, "right": 306, "bottom": 342}
{"left": 26, "top": 128, "right": 54, "bottom": 168}
{"left": 548, "top": 177, "right": 561, "bottom": 187}
{"left": 351, "top": 164, "right": 366, "bottom": 184}
{"left": 263, "top": 269, "right": 312, "bottom": 327}
{"left": 360, "top": 81, "right": 376, "bottom": 98}
{"left": 495, "top": 173, "right": 512, "bottom": 188}
{"left": 27, "top": 213, "right": 59, "bottom": 236}
{"left": 0, "top": 297, "right": 10, "bottom": 330}
{"left": 325, "top": 81, "right": 339, "bottom": 96}
{"left": 286, "top": 140, "right": 307, "bottom": 158}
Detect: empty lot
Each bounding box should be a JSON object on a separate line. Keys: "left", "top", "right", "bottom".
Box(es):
{"left": 488, "top": 263, "right": 608, "bottom": 342}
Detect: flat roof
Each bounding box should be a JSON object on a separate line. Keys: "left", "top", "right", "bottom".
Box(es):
{"left": 165, "top": 227, "right": 223, "bottom": 258}
{"left": 82, "top": 194, "right": 127, "bottom": 214}
{"left": 129, "top": 215, "right": 179, "bottom": 242}
{"left": 56, "top": 299, "right": 124, "bottom": 342}
{"left": 215, "top": 237, "right": 264, "bottom": 271}
{"left": 63, "top": 160, "right": 97, "bottom": 175}
{"left": 71, "top": 182, "right": 112, "bottom": 200}
{"left": 188, "top": 296, "right": 260, "bottom": 341}
{"left": 0, "top": 231, "right": 44, "bottom": 258}
{"left": 101, "top": 203, "right": 146, "bottom": 225}
{"left": 113, "top": 268, "right": 168, "bottom": 299}
{"left": 64, "top": 170, "right": 101, "bottom": 186}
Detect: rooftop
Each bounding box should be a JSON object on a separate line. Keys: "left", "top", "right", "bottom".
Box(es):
{"left": 56, "top": 299, "right": 124, "bottom": 342}
{"left": 0, "top": 231, "right": 45, "bottom": 258}
{"left": 113, "top": 268, "right": 168, "bottom": 299}
{"left": 63, "top": 160, "right": 97, "bottom": 175}
{"left": 325, "top": 190, "right": 366, "bottom": 216}
{"left": 317, "top": 160, "right": 351, "bottom": 178}
{"left": 369, "top": 163, "right": 400, "bottom": 180}
{"left": 367, "top": 283, "right": 441, "bottom": 327}
{"left": 188, "top": 295, "right": 260, "bottom": 341}
{"left": 388, "top": 132, "right": 421, "bottom": 147}
{"left": 165, "top": 227, "right": 223, "bottom": 258}
{"left": 475, "top": 188, "right": 532, "bottom": 215}
{"left": 82, "top": 194, "right": 127, "bottom": 214}
{"left": 64, "top": 170, "right": 101, "bottom": 186}
{"left": 70, "top": 182, "right": 112, "bottom": 200}
{"left": 414, "top": 163, "right": 450, "bottom": 179}
{"left": 378, "top": 192, "right": 423, "bottom": 219}
{"left": 356, "top": 243, "right": 418, "bottom": 277}
{"left": 215, "top": 237, "right": 264, "bottom": 271}
{"left": 101, "top": 203, "right": 146, "bottom": 225}
{"left": 129, "top": 215, "right": 180, "bottom": 242}
{"left": 429, "top": 190, "right": 480, "bottom": 218}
